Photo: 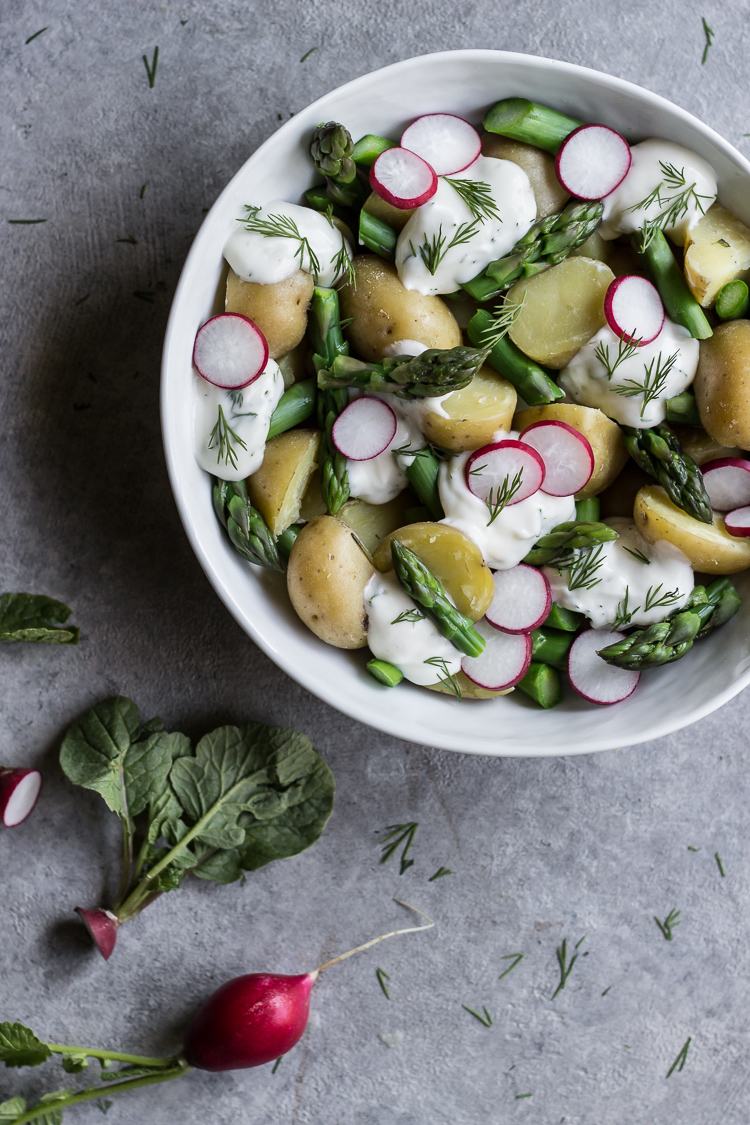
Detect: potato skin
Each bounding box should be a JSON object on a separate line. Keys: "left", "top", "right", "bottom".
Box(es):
{"left": 247, "top": 430, "right": 320, "bottom": 536}
{"left": 362, "top": 191, "right": 414, "bottom": 232}
{"left": 671, "top": 425, "right": 742, "bottom": 467}
{"left": 481, "top": 134, "right": 569, "bottom": 219}
{"left": 420, "top": 365, "right": 517, "bottom": 453}
{"left": 225, "top": 267, "right": 314, "bottom": 359}
{"left": 339, "top": 256, "right": 461, "bottom": 362}
{"left": 694, "top": 321, "right": 750, "bottom": 449}
{"left": 634, "top": 484, "right": 750, "bottom": 574}
{"left": 514, "top": 403, "right": 628, "bottom": 499}
{"left": 287, "top": 516, "right": 376, "bottom": 649}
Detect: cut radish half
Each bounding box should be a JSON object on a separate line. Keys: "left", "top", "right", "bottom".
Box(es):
{"left": 555, "top": 124, "right": 632, "bottom": 200}
{"left": 0, "top": 767, "right": 42, "bottom": 827}
{"left": 400, "top": 114, "right": 481, "bottom": 177}
{"left": 568, "top": 629, "right": 640, "bottom": 705}
{"left": 462, "top": 620, "right": 532, "bottom": 690}
{"left": 369, "top": 147, "right": 438, "bottom": 209}
{"left": 485, "top": 565, "right": 551, "bottom": 634}
{"left": 604, "top": 275, "right": 665, "bottom": 346}
{"left": 193, "top": 313, "right": 269, "bottom": 389}
{"left": 465, "top": 440, "right": 545, "bottom": 507}
{"left": 724, "top": 506, "right": 750, "bottom": 537}
{"left": 701, "top": 458, "right": 750, "bottom": 511}
{"left": 75, "top": 907, "right": 120, "bottom": 961}
{"left": 519, "top": 420, "right": 594, "bottom": 497}
{"left": 332, "top": 397, "right": 397, "bottom": 461}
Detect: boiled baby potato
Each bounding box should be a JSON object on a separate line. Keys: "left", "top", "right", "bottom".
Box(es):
{"left": 684, "top": 203, "right": 750, "bottom": 307}
{"left": 513, "top": 402, "right": 628, "bottom": 498}
{"left": 426, "top": 670, "right": 511, "bottom": 700}
{"left": 634, "top": 484, "right": 750, "bottom": 574}
{"left": 372, "top": 522, "right": 494, "bottom": 621}
{"left": 298, "top": 469, "right": 328, "bottom": 522}
{"left": 671, "top": 425, "right": 742, "bottom": 467}
{"left": 598, "top": 460, "right": 651, "bottom": 519}
{"left": 507, "top": 257, "right": 615, "bottom": 369}
{"left": 226, "top": 267, "right": 314, "bottom": 359}
{"left": 336, "top": 493, "right": 415, "bottom": 555}
{"left": 420, "top": 364, "right": 517, "bottom": 453}
{"left": 694, "top": 320, "right": 750, "bottom": 448}
{"left": 570, "top": 230, "right": 612, "bottom": 265}
{"left": 339, "top": 256, "right": 461, "bottom": 362}
{"left": 247, "top": 430, "right": 320, "bottom": 537}
{"left": 362, "top": 191, "right": 414, "bottom": 232}
{"left": 276, "top": 342, "right": 308, "bottom": 388}
{"left": 481, "top": 134, "right": 569, "bottom": 219}
{"left": 287, "top": 515, "right": 376, "bottom": 649}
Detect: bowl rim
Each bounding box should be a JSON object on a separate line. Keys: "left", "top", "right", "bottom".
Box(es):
{"left": 161, "top": 48, "right": 750, "bottom": 757}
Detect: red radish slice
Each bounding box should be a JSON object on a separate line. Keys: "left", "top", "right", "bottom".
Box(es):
{"left": 0, "top": 767, "right": 41, "bottom": 827}
{"left": 519, "top": 420, "right": 594, "bottom": 497}
{"left": 369, "top": 148, "right": 438, "bottom": 209}
{"left": 485, "top": 565, "right": 551, "bottom": 634}
{"left": 462, "top": 620, "right": 532, "bottom": 690}
{"left": 75, "top": 907, "right": 120, "bottom": 960}
{"left": 193, "top": 313, "right": 269, "bottom": 389}
{"left": 724, "top": 506, "right": 750, "bottom": 537}
{"left": 701, "top": 458, "right": 750, "bottom": 511}
{"left": 604, "top": 275, "right": 665, "bottom": 345}
{"left": 332, "top": 396, "right": 397, "bottom": 461}
{"left": 465, "top": 440, "right": 545, "bottom": 507}
{"left": 555, "top": 124, "right": 632, "bottom": 200}
{"left": 400, "top": 114, "right": 481, "bottom": 177}
{"left": 568, "top": 629, "right": 640, "bottom": 705}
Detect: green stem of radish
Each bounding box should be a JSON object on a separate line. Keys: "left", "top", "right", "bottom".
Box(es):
{"left": 10, "top": 1063, "right": 191, "bottom": 1125}
{"left": 47, "top": 1045, "right": 179, "bottom": 1068}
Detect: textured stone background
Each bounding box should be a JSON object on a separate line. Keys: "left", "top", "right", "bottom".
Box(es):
{"left": 2, "top": 2, "right": 750, "bottom": 1122}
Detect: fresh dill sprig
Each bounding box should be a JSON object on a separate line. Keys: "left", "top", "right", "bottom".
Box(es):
{"left": 611, "top": 587, "right": 638, "bottom": 630}
{"left": 142, "top": 46, "right": 159, "bottom": 88}
{"left": 627, "top": 162, "right": 713, "bottom": 249}
{"left": 208, "top": 404, "right": 247, "bottom": 470}
{"left": 614, "top": 349, "right": 680, "bottom": 418}
{"left": 140, "top": 182, "right": 148, "bottom": 199}
{"left": 462, "top": 1004, "right": 492, "bottom": 1027}
{"left": 424, "top": 655, "right": 462, "bottom": 699}
{"left": 376, "top": 967, "right": 391, "bottom": 999}
{"left": 551, "top": 937, "right": 581, "bottom": 999}
{"left": 378, "top": 822, "right": 419, "bottom": 873}
{"left": 411, "top": 219, "right": 480, "bottom": 275}
{"left": 25, "top": 27, "right": 48, "bottom": 44}
{"left": 601, "top": 986, "right": 612, "bottom": 997}
{"left": 498, "top": 952, "right": 524, "bottom": 980}
{"left": 429, "top": 866, "right": 453, "bottom": 881}
{"left": 654, "top": 908, "right": 681, "bottom": 941}
{"left": 666, "top": 1036, "right": 692, "bottom": 1078}
{"left": 271, "top": 1056, "right": 283, "bottom": 1074}
{"left": 688, "top": 845, "right": 701, "bottom": 852}
{"left": 594, "top": 335, "right": 641, "bottom": 379}
{"left": 226, "top": 388, "right": 256, "bottom": 419}
{"left": 476, "top": 295, "right": 526, "bottom": 350}
{"left": 300, "top": 46, "right": 318, "bottom": 62}
{"left": 332, "top": 238, "right": 355, "bottom": 287}
{"left": 515, "top": 1093, "right": 533, "bottom": 1100}
{"left": 643, "top": 584, "right": 681, "bottom": 612}
{"left": 392, "top": 441, "right": 424, "bottom": 456}
{"left": 701, "top": 17, "right": 714, "bottom": 65}
{"left": 116, "top": 235, "right": 138, "bottom": 245}
{"left": 622, "top": 545, "right": 651, "bottom": 565}
{"left": 241, "top": 205, "right": 322, "bottom": 280}
{"left": 444, "top": 177, "right": 501, "bottom": 223}
{"left": 8, "top": 218, "right": 47, "bottom": 224}
{"left": 74, "top": 293, "right": 90, "bottom": 306}
{"left": 557, "top": 544, "right": 605, "bottom": 592}
{"left": 391, "top": 608, "right": 426, "bottom": 625}
{"left": 482, "top": 469, "right": 524, "bottom": 526}
{"left": 715, "top": 851, "right": 725, "bottom": 877}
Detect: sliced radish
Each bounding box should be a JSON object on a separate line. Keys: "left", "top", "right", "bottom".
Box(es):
{"left": 332, "top": 397, "right": 397, "bottom": 461}
{"left": 701, "top": 458, "right": 750, "bottom": 511}
{"left": 485, "top": 565, "right": 551, "bottom": 634}
{"left": 369, "top": 147, "right": 438, "bottom": 209}
{"left": 724, "top": 506, "right": 750, "bottom": 537}
{"left": 465, "top": 440, "right": 545, "bottom": 507}
{"left": 604, "top": 275, "right": 665, "bottom": 346}
{"left": 0, "top": 767, "right": 42, "bottom": 827}
{"left": 555, "top": 124, "right": 632, "bottom": 200}
{"left": 400, "top": 114, "right": 481, "bottom": 177}
{"left": 193, "top": 313, "right": 269, "bottom": 390}
{"left": 75, "top": 907, "right": 120, "bottom": 960}
{"left": 462, "top": 620, "right": 532, "bottom": 690}
{"left": 519, "top": 420, "right": 594, "bottom": 497}
{"left": 568, "top": 629, "right": 640, "bottom": 705}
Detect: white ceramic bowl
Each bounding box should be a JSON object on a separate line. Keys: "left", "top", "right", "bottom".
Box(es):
{"left": 161, "top": 49, "right": 750, "bottom": 757}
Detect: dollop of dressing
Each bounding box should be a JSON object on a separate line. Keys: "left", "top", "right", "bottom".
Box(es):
{"left": 365, "top": 570, "right": 461, "bottom": 686}
{"left": 558, "top": 317, "right": 698, "bottom": 429}
{"left": 395, "top": 156, "right": 536, "bottom": 296}
{"left": 345, "top": 393, "right": 426, "bottom": 505}
{"left": 224, "top": 200, "right": 351, "bottom": 286}
{"left": 600, "top": 139, "right": 717, "bottom": 245}
{"left": 544, "top": 517, "right": 694, "bottom": 628}
{"left": 193, "top": 360, "right": 284, "bottom": 481}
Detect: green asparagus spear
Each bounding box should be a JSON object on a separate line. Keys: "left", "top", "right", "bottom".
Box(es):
{"left": 267, "top": 380, "right": 316, "bottom": 440}
{"left": 359, "top": 209, "right": 397, "bottom": 261}
{"left": 517, "top": 662, "right": 563, "bottom": 708}
{"left": 483, "top": 98, "right": 582, "bottom": 154}
{"left": 665, "top": 389, "right": 701, "bottom": 427}
{"left": 310, "top": 121, "right": 365, "bottom": 207}
{"left": 390, "top": 541, "right": 485, "bottom": 658}
{"left": 318, "top": 346, "right": 487, "bottom": 399}
{"left": 633, "top": 228, "right": 713, "bottom": 340}
{"left": 531, "top": 627, "right": 575, "bottom": 670}
{"left": 367, "top": 658, "right": 404, "bottom": 686}
{"left": 715, "top": 279, "right": 749, "bottom": 320}
{"left": 309, "top": 287, "right": 350, "bottom": 513}
{"left": 575, "top": 497, "right": 600, "bottom": 522}
{"left": 213, "top": 479, "right": 284, "bottom": 572}
{"left": 522, "top": 522, "right": 619, "bottom": 566}
{"left": 277, "top": 523, "right": 303, "bottom": 559}
{"left": 350, "top": 134, "right": 395, "bottom": 166}
{"left": 622, "top": 423, "right": 712, "bottom": 524}
{"left": 544, "top": 602, "right": 584, "bottom": 632}
{"left": 404, "top": 447, "right": 445, "bottom": 520}
{"left": 467, "top": 310, "right": 564, "bottom": 405}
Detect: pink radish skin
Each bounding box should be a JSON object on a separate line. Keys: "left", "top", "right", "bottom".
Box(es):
{"left": 465, "top": 440, "right": 545, "bottom": 506}
{"left": 400, "top": 114, "right": 481, "bottom": 176}
{"left": 369, "top": 148, "right": 438, "bottom": 209}
{"left": 75, "top": 907, "right": 120, "bottom": 961}
{"left": 555, "top": 124, "right": 632, "bottom": 200}
{"left": 519, "top": 420, "right": 594, "bottom": 497}
{"left": 332, "top": 397, "right": 398, "bottom": 461}
{"left": 701, "top": 458, "right": 750, "bottom": 511}
{"left": 485, "top": 565, "right": 552, "bottom": 634}
{"left": 604, "top": 275, "right": 665, "bottom": 346}
{"left": 568, "top": 629, "right": 640, "bottom": 705}
{"left": 193, "top": 313, "right": 269, "bottom": 390}
{"left": 462, "top": 620, "right": 532, "bottom": 690}
{"left": 724, "top": 506, "right": 750, "bottom": 537}
{"left": 0, "top": 767, "right": 42, "bottom": 827}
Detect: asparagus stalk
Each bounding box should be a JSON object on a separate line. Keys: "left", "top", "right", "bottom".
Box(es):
{"left": 350, "top": 134, "right": 395, "bottom": 166}
{"left": 212, "top": 479, "right": 284, "bottom": 572}
{"left": 390, "top": 541, "right": 485, "bottom": 658}
{"left": 523, "top": 522, "right": 619, "bottom": 566}
{"left": 665, "top": 389, "right": 701, "bottom": 427}
{"left": 622, "top": 423, "right": 712, "bottom": 524}
{"left": 359, "top": 209, "right": 397, "bottom": 261}
{"left": 309, "top": 287, "right": 350, "bottom": 514}
{"left": 367, "top": 658, "right": 404, "bottom": 686}
{"left": 309, "top": 121, "right": 365, "bottom": 208}
{"left": 517, "top": 662, "right": 563, "bottom": 707}
{"left": 575, "top": 497, "right": 600, "bottom": 522}
{"left": 404, "top": 448, "right": 445, "bottom": 520}
{"left": 544, "top": 602, "right": 584, "bottom": 632}
{"left": 633, "top": 228, "right": 713, "bottom": 340}
{"left": 267, "top": 380, "right": 316, "bottom": 440}
{"left": 277, "top": 523, "right": 302, "bottom": 559}
{"left": 715, "top": 279, "right": 749, "bottom": 320}
{"left": 531, "top": 627, "right": 575, "bottom": 670}
{"left": 483, "top": 98, "right": 582, "bottom": 154}
{"left": 467, "top": 310, "right": 564, "bottom": 405}
{"left": 318, "top": 347, "right": 486, "bottom": 399}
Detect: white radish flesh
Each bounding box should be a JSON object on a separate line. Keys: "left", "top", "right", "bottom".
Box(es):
{"left": 555, "top": 124, "right": 632, "bottom": 200}
{"left": 0, "top": 768, "right": 42, "bottom": 827}
{"left": 400, "top": 114, "right": 481, "bottom": 176}
{"left": 519, "top": 420, "right": 594, "bottom": 497}
{"left": 193, "top": 313, "right": 269, "bottom": 389}
{"left": 464, "top": 440, "right": 545, "bottom": 507}
{"left": 462, "top": 620, "right": 532, "bottom": 690}
{"left": 484, "top": 565, "right": 551, "bottom": 634}
{"left": 701, "top": 458, "right": 750, "bottom": 511}
{"left": 332, "top": 397, "right": 398, "bottom": 461}
{"left": 724, "top": 506, "right": 750, "bottom": 538}
{"left": 568, "top": 629, "right": 640, "bottom": 705}
{"left": 604, "top": 275, "right": 665, "bottom": 345}
{"left": 369, "top": 148, "right": 438, "bottom": 209}
{"left": 75, "top": 907, "right": 120, "bottom": 960}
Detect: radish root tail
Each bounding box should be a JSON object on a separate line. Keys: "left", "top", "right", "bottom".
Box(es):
{"left": 316, "top": 900, "right": 435, "bottom": 973}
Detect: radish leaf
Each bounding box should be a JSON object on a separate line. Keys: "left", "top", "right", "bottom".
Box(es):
{"left": 0, "top": 1022, "right": 52, "bottom": 1068}
{"left": 0, "top": 592, "right": 79, "bottom": 645}
{"left": 0, "top": 1098, "right": 27, "bottom": 1122}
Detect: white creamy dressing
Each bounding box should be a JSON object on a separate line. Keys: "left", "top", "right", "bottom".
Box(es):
{"left": 345, "top": 391, "right": 426, "bottom": 505}
{"left": 559, "top": 317, "right": 699, "bottom": 429}
{"left": 544, "top": 518, "right": 694, "bottom": 629}
{"left": 365, "top": 571, "right": 461, "bottom": 686}
{"left": 193, "top": 360, "right": 284, "bottom": 481}
{"left": 600, "top": 139, "right": 717, "bottom": 245}
{"left": 395, "top": 156, "right": 536, "bottom": 296}
{"left": 223, "top": 199, "right": 351, "bottom": 286}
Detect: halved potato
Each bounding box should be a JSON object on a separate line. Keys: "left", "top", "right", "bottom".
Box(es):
{"left": 248, "top": 430, "right": 320, "bottom": 536}
{"left": 634, "top": 484, "right": 750, "bottom": 574}
{"left": 226, "top": 268, "right": 314, "bottom": 358}
{"left": 426, "top": 670, "right": 512, "bottom": 700}
{"left": 694, "top": 320, "right": 750, "bottom": 448}
{"left": 337, "top": 493, "right": 415, "bottom": 555}
{"left": 513, "top": 403, "right": 628, "bottom": 498}
{"left": 276, "top": 342, "right": 308, "bottom": 387}
{"left": 570, "top": 230, "right": 612, "bottom": 265}
{"left": 420, "top": 364, "right": 517, "bottom": 452}
{"left": 481, "top": 134, "right": 569, "bottom": 219}
{"left": 598, "top": 460, "right": 651, "bottom": 519}
{"left": 362, "top": 191, "right": 414, "bottom": 231}
{"left": 671, "top": 425, "right": 742, "bottom": 467}
{"left": 684, "top": 203, "right": 750, "bottom": 307}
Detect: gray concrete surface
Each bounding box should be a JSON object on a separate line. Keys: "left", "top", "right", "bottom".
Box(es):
{"left": 2, "top": 2, "right": 750, "bottom": 1122}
